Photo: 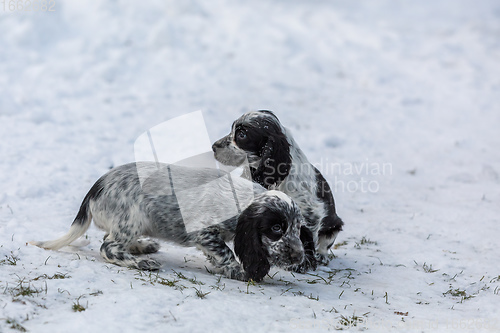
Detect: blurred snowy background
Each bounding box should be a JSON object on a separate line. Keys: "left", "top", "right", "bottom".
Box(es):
{"left": 1, "top": 0, "right": 499, "bottom": 331}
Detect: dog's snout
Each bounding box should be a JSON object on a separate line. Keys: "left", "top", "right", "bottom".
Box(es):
{"left": 212, "top": 136, "right": 228, "bottom": 152}
{"left": 290, "top": 237, "right": 305, "bottom": 263}
{"left": 291, "top": 249, "right": 305, "bottom": 263}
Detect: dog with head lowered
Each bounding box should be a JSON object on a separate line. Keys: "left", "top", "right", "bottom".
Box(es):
{"left": 31, "top": 162, "right": 306, "bottom": 282}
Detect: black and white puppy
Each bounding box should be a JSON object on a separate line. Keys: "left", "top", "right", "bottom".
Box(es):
{"left": 31, "top": 162, "right": 305, "bottom": 282}
{"left": 212, "top": 110, "right": 344, "bottom": 271}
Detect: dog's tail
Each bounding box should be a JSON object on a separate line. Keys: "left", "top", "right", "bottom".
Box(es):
{"left": 30, "top": 178, "right": 104, "bottom": 251}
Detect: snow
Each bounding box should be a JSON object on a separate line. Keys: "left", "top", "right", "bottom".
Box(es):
{"left": 1, "top": 0, "right": 500, "bottom": 332}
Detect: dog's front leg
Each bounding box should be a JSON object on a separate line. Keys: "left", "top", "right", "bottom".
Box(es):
{"left": 288, "top": 225, "right": 318, "bottom": 273}
{"left": 193, "top": 227, "right": 247, "bottom": 281}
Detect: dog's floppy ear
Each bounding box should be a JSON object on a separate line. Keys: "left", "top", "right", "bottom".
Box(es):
{"left": 234, "top": 206, "right": 270, "bottom": 282}
{"left": 251, "top": 128, "right": 291, "bottom": 189}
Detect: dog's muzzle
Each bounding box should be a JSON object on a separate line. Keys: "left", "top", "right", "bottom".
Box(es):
{"left": 212, "top": 136, "right": 248, "bottom": 166}
{"left": 212, "top": 136, "right": 230, "bottom": 152}
{"left": 286, "top": 236, "right": 306, "bottom": 265}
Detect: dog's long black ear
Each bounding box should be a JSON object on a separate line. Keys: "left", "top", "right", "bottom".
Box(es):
{"left": 251, "top": 127, "right": 291, "bottom": 189}
{"left": 234, "top": 207, "right": 270, "bottom": 282}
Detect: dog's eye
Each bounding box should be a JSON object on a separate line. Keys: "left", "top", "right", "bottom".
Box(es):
{"left": 271, "top": 224, "right": 282, "bottom": 234}
{"left": 236, "top": 129, "right": 247, "bottom": 140}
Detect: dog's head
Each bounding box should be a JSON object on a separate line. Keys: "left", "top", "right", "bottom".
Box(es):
{"left": 212, "top": 110, "right": 292, "bottom": 189}
{"left": 234, "top": 190, "right": 305, "bottom": 282}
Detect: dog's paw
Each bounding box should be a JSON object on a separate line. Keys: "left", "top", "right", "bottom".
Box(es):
{"left": 315, "top": 253, "right": 330, "bottom": 266}
{"left": 287, "top": 256, "right": 318, "bottom": 274}
{"left": 136, "top": 259, "right": 162, "bottom": 271}
{"left": 225, "top": 264, "right": 248, "bottom": 281}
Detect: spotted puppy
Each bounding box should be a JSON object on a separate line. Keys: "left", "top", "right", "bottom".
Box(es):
{"left": 212, "top": 110, "right": 344, "bottom": 272}
{"left": 31, "top": 162, "right": 305, "bottom": 282}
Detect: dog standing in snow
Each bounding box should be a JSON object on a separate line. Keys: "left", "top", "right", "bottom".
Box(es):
{"left": 31, "top": 162, "right": 306, "bottom": 282}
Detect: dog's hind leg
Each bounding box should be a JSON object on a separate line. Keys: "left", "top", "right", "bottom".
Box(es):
{"left": 100, "top": 235, "right": 161, "bottom": 270}
{"left": 316, "top": 214, "right": 344, "bottom": 265}
{"left": 128, "top": 239, "right": 161, "bottom": 255}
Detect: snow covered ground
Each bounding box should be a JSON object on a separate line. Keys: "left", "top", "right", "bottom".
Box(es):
{"left": 1, "top": 0, "right": 500, "bottom": 331}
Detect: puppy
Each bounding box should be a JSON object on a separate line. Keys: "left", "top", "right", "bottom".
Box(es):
{"left": 31, "top": 162, "right": 305, "bottom": 282}
{"left": 212, "top": 110, "right": 344, "bottom": 271}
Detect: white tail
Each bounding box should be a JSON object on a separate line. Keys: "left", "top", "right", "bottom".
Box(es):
{"left": 30, "top": 209, "right": 93, "bottom": 251}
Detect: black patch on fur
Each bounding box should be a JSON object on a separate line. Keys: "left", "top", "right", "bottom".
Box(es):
{"left": 300, "top": 225, "right": 316, "bottom": 260}
{"left": 243, "top": 111, "right": 291, "bottom": 189}
{"left": 314, "top": 167, "right": 343, "bottom": 240}
{"left": 72, "top": 177, "right": 105, "bottom": 226}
